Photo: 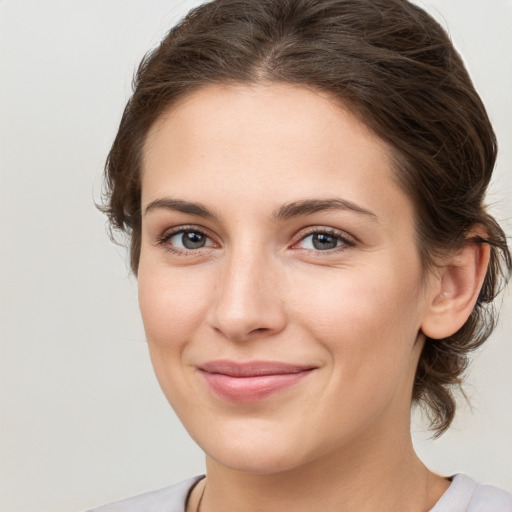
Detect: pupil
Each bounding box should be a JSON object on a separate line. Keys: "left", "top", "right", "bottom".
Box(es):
{"left": 182, "top": 231, "right": 205, "bottom": 249}
{"left": 313, "top": 233, "right": 337, "bottom": 250}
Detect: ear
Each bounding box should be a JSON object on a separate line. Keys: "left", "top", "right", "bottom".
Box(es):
{"left": 421, "top": 231, "right": 491, "bottom": 340}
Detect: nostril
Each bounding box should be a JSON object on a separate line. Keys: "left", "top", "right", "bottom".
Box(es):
{"left": 252, "top": 327, "right": 269, "bottom": 333}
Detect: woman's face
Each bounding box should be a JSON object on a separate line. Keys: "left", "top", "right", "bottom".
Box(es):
{"left": 138, "top": 83, "right": 434, "bottom": 474}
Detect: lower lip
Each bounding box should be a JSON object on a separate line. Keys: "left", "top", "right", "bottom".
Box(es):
{"left": 200, "top": 370, "right": 313, "bottom": 402}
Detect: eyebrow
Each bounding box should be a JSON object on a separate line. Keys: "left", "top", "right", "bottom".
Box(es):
{"left": 144, "top": 198, "right": 219, "bottom": 219}
{"left": 273, "top": 198, "right": 379, "bottom": 222}
{"left": 144, "top": 197, "right": 378, "bottom": 222}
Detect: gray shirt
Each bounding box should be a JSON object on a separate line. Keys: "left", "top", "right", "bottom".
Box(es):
{"left": 87, "top": 474, "right": 512, "bottom": 511}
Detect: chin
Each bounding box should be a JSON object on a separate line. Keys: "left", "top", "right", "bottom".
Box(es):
{"left": 190, "top": 418, "right": 314, "bottom": 475}
{"left": 208, "top": 444, "right": 305, "bottom": 475}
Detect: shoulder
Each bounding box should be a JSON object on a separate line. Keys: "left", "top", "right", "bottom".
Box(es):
{"left": 86, "top": 476, "right": 204, "bottom": 512}
{"left": 431, "top": 474, "right": 512, "bottom": 512}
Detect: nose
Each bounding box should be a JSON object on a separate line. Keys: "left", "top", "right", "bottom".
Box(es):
{"left": 207, "top": 249, "right": 287, "bottom": 342}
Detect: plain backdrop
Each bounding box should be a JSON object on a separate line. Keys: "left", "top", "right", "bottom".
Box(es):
{"left": 0, "top": 1, "right": 511, "bottom": 511}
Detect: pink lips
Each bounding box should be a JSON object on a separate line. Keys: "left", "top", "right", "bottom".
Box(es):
{"left": 198, "top": 360, "right": 315, "bottom": 402}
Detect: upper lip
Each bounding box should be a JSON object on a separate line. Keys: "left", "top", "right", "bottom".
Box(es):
{"left": 198, "top": 360, "right": 317, "bottom": 377}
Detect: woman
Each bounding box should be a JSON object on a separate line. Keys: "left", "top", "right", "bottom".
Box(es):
{"left": 89, "top": 0, "right": 512, "bottom": 510}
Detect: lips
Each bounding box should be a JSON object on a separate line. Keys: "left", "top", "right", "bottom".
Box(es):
{"left": 198, "top": 360, "right": 316, "bottom": 402}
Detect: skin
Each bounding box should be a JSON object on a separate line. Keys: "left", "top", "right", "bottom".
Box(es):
{"left": 138, "top": 83, "right": 487, "bottom": 511}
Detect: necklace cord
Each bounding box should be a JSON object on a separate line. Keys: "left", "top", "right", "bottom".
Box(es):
{"left": 196, "top": 479, "right": 206, "bottom": 512}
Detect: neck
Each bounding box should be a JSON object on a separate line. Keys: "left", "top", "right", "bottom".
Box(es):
{"left": 197, "top": 419, "right": 448, "bottom": 512}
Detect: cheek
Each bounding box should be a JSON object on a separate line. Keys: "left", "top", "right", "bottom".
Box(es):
{"left": 137, "top": 262, "right": 215, "bottom": 411}
{"left": 290, "top": 261, "right": 424, "bottom": 376}
{"left": 288, "top": 264, "right": 424, "bottom": 442}
{"left": 137, "top": 261, "right": 212, "bottom": 366}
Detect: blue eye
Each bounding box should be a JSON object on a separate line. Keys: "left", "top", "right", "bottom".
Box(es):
{"left": 297, "top": 231, "right": 352, "bottom": 251}
{"left": 165, "top": 229, "right": 215, "bottom": 250}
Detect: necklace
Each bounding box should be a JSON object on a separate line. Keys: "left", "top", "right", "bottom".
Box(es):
{"left": 196, "top": 479, "right": 206, "bottom": 512}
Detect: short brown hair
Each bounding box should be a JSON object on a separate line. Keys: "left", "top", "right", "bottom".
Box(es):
{"left": 101, "top": 0, "right": 511, "bottom": 435}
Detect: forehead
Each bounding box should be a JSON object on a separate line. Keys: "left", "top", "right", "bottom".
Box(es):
{"left": 141, "top": 83, "right": 411, "bottom": 226}
{"left": 144, "top": 82, "right": 388, "bottom": 161}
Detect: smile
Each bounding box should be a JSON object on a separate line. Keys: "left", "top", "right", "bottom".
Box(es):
{"left": 198, "top": 360, "right": 316, "bottom": 402}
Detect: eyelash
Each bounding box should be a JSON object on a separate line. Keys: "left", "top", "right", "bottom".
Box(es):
{"left": 156, "top": 226, "right": 217, "bottom": 256}
{"left": 156, "top": 226, "right": 356, "bottom": 255}
{"left": 293, "top": 228, "right": 356, "bottom": 254}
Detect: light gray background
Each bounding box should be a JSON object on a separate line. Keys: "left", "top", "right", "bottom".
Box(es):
{"left": 0, "top": 1, "right": 511, "bottom": 511}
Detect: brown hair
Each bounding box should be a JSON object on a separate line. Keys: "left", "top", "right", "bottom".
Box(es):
{"left": 101, "top": 0, "right": 511, "bottom": 435}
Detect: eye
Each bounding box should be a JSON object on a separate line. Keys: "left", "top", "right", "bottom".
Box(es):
{"left": 295, "top": 229, "right": 354, "bottom": 252}
{"left": 160, "top": 228, "right": 216, "bottom": 251}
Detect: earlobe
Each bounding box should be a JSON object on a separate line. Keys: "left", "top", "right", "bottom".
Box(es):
{"left": 421, "top": 236, "right": 491, "bottom": 340}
